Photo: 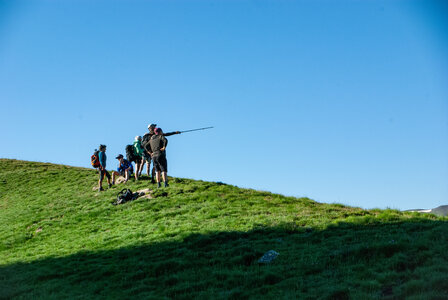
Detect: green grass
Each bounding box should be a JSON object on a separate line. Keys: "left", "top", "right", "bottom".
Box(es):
{"left": 1, "top": 158, "right": 447, "bottom": 299}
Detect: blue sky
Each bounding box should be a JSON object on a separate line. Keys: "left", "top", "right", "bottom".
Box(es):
{"left": 1, "top": 0, "right": 447, "bottom": 210}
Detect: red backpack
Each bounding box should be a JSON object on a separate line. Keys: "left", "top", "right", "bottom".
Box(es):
{"left": 91, "top": 150, "right": 100, "bottom": 168}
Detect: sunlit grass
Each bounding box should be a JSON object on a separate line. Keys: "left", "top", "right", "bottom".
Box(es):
{"left": 1, "top": 159, "right": 447, "bottom": 299}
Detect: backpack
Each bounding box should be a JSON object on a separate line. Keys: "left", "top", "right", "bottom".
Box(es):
{"left": 125, "top": 144, "right": 137, "bottom": 162}
{"left": 91, "top": 150, "right": 100, "bottom": 168}
{"left": 113, "top": 188, "right": 136, "bottom": 205}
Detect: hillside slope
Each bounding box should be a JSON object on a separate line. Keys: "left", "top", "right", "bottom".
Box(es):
{"left": 0, "top": 159, "right": 447, "bottom": 299}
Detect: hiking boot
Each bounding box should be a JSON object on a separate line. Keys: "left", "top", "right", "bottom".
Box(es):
{"left": 164, "top": 182, "right": 169, "bottom": 188}
{"left": 157, "top": 182, "right": 161, "bottom": 188}
{"left": 108, "top": 183, "right": 112, "bottom": 188}
{"left": 151, "top": 178, "right": 156, "bottom": 184}
{"left": 99, "top": 187, "right": 104, "bottom": 191}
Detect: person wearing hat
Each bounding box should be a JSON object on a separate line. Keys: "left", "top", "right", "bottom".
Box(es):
{"left": 98, "top": 144, "right": 112, "bottom": 191}
{"left": 142, "top": 124, "right": 157, "bottom": 182}
{"left": 148, "top": 127, "right": 169, "bottom": 188}
{"left": 111, "top": 154, "right": 133, "bottom": 184}
{"left": 142, "top": 123, "right": 181, "bottom": 182}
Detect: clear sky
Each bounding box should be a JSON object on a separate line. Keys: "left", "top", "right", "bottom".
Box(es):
{"left": 1, "top": 0, "right": 447, "bottom": 210}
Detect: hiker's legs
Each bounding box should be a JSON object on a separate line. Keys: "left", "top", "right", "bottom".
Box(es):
{"left": 98, "top": 170, "right": 104, "bottom": 189}
{"left": 135, "top": 162, "right": 140, "bottom": 180}
{"left": 160, "top": 155, "right": 168, "bottom": 187}
{"left": 138, "top": 158, "right": 144, "bottom": 176}
{"left": 112, "top": 171, "right": 131, "bottom": 185}
{"left": 139, "top": 159, "right": 145, "bottom": 177}
{"left": 124, "top": 169, "right": 129, "bottom": 182}
{"left": 153, "top": 155, "right": 166, "bottom": 186}
{"left": 98, "top": 169, "right": 110, "bottom": 190}
{"left": 146, "top": 158, "right": 151, "bottom": 176}
{"left": 149, "top": 165, "right": 156, "bottom": 183}
{"left": 157, "top": 155, "right": 167, "bottom": 181}
{"left": 111, "top": 171, "right": 117, "bottom": 184}
{"left": 137, "top": 158, "right": 142, "bottom": 177}
{"left": 105, "top": 170, "right": 111, "bottom": 186}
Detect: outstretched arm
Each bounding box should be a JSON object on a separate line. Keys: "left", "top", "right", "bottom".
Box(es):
{"left": 163, "top": 131, "right": 181, "bottom": 136}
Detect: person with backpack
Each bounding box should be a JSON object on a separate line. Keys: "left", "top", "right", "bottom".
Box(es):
{"left": 148, "top": 128, "right": 169, "bottom": 188}
{"left": 111, "top": 154, "right": 133, "bottom": 184}
{"left": 97, "top": 144, "right": 111, "bottom": 191}
{"left": 133, "top": 136, "right": 144, "bottom": 180}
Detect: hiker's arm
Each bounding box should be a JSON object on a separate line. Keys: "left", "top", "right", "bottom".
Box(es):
{"left": 145, "top": 143, "right": 153, "bottom": 156}
{"left": 164, "top": 131, "right": 180, "bottom": 136}
{"left": 98, "top": 152, "right": 105, "bottom": 170}
{"left": 160, "top": 138, "right": 168, "bottom": 152}
{"left": 143, "top": 143, "right": 151, "bottom": 155}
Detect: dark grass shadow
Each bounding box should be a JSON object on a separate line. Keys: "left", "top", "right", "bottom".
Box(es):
{"left": 1, "top": 220, "right": 448, "bottom": 299}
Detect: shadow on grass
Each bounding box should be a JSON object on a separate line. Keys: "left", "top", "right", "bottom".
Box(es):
{"left": 1, "top": 219, "right": 448, "bottom": 299}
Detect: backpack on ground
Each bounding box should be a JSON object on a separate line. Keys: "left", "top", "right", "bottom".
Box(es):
{"left": 91, "top": 150, "right": 100, "bottom": 168}
{"left": 113, "top": 188, "right": 136, "bottom": 205}
{"left": 125, "top": 144, "right": 137, "bottom": 162}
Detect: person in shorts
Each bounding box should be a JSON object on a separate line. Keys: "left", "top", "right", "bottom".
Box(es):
{"left": 111, "top": 154, "right": 134, "bottom": 184}
{"left": 142, "top": 124, "right": 157, "bottom": 182}
{"left": 98, "top": 144, "right": 111, "bottom": 191}
{"left": 143, "top": 123, "right": 180, "bottom": 183}
{"left": 133, "top": 136, "right": 144, "bottom": 180}
{"left": 148, "top": 128, "right": 169, "bottom": 188}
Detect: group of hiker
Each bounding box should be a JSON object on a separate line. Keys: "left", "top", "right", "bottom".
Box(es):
{"left": 92, "top": 123, "right": 181, "bottom": 191}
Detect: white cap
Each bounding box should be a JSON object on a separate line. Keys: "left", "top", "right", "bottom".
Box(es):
{"left": 135, "top": 136, "right": 142, "bottom": 141}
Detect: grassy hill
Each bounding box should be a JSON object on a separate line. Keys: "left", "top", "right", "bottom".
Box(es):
{"left": 1, "top": 159, "right": 447, "bottom": 299}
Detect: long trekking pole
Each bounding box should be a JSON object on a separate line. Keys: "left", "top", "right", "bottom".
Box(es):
{"left": 180, "top": 126, "right": 214, "bottom": 133}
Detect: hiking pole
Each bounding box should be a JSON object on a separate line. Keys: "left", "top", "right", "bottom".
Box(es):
{"left": 179, "top": 126, "right": 214, "bottom": 133}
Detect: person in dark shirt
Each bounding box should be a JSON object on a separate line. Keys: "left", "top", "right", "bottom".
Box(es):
{"left": 148, "top": 128, "right": 169, "bottom": 188}
{"left": 111, "top": 154, "right": 134, "bottom": 184}
{"left": 142, "top": 124, "right": 157, "bottom": 181}
{"left": 142, "top": 123, "right": 180, "bottom": 183}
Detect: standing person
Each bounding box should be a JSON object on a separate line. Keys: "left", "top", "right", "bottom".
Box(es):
{"left": 142, "top": 123, "right": 181, "bottom": 181}
{"left": 98, "top": 144, "right": 111, "bottom": 191}
{"left": 148, "top": 128, "right": 169, "bottom": 188}
{"left": 133, "top": 136, "right": 144, "bottom": 180}
{"left": 142, "top": 124, "right": 157, "bottom": 182}
{"left": 111, "top": 154, "right": 133, "bottom": 184}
